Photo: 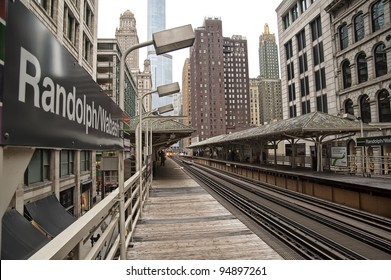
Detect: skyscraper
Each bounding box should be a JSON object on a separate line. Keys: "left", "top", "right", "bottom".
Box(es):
{"left": 259, "top": 24, "right": 280, "bottom": 79}
{"left": 190, "top": 17, "right": 250, "bottom": 142}
{"left": 181, "top": 58, "right": 192, "bottom": 149}
{"left": 147, "top": 0, "right": 173, "bottom": 109}
{"left": 258, "top": 24, "right": 282, "bottom": 124}
{"left": 115, "top": 10, "right": 139, "bottom": 72}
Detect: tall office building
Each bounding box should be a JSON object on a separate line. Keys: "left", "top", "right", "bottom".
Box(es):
{"left": 182, "top": 58, "right": 192, "bottom": 149}
{"left": 115, "top": 10, "right": 140, "bottom": 73}
{"left": 136, "top": 59, "right": 153, "bottom": 114}
{"left": 259, "top": 24, "right": 280, "bottom": 79}
{"left": 190, "top": 17, "right": 250, "bottom": 142}
{"left": 258, "top": 24, "right": 283, "bottom": 124}
{"left": 249, "top": 78, "right": 261, "bottom": 126}
{"left": 276, "top": 0, "right": 336, "bottom": 119}
{"left": 147, "top": 0, "right": 173, "bottom": 109}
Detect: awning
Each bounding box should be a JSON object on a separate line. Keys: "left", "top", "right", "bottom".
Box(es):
{"left": 1, "top": 209, "right": 49, "bottom": 260}
{"left": 25, "top": 194, "right": 76, "bottom": 237}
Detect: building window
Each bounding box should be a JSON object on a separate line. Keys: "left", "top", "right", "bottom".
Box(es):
{"left": 342, "top": 60, "right": 352, "bottom": 89}
{"left": 360, "top": 95, "right": 371, "bottom": 123}
{"left": 378, "top": 90, "right": 391, "bottom": 122}
{"left": 296, "top": 29, "right": 306, "bottom": 52}
{"left": 313, "top": 42, "right": 324, "bottom": 66}
{"left": 83, "top": 34, "right": 93, "bottom": 65}
{"left": 61, "top": 150, "right": 74, "bottom": 177}
{"left": 35, "top": 0, "right": 55, "bottom": 18}
{"left": 315, "top": 67, "right": 326, "bottom": 91}
{"left": 283, "top": 13, "right": 291, "bottom": 30}
{"left": 374, "top": 43, "right": 387, "bottom": 77}
{"left": 301, "top": 100, "right": 311, "bottom": 114}
{"left": 288, "top": 83, "right": 296, "bottom": 101}
{"left": 316, "top": 94, "right": 328, "bottom": 113}
{"left": 285, "top": 40, "right": 293, "bottom": 60}
{"left": 310, "top": 15, "right": 322, "bottom": 41}
{"left": 24, "top": 149, "right": 51, "bottom": 185}
{"left": 372, "top": 0, "right": 384, "bottom": 32}
{"left": 357, "top": 53, "right": 368, "bottom": 83}
{"left": 300, "top": 76, "right": 309, "bottom": 97}
{"left": 354, "top": 13, "right": 365, "bottom": 42}
{"left": 84, "top": 1, "right": 94, "bottom": 31}
{"left": 299, "top": 53, "right": 308, "bottom": 74}
{"left": 291, "top": 4, "right": 299, "bottom": 22}
{"left": 287, "top": 62, "right": 295, "bottom": 80}
{"left": 345, "top": 99, "right": 354, "bottom": 115}
{"left": 300, "top": 0, "right": 308, "bottom": 13}
{"left": 64, "top": 5, "right": 79, "bottom": 47}
{"left": 80, "top": 151, "right": 91, "bottom": 172}
{"left": 289, "top": 105, "right": 297, "bottom": 118}
{"left": 339, "top": 23, "right": 349, "bottom": 50}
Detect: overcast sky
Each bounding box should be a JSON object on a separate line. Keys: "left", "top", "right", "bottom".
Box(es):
{"left": 97, "top": 0, "right": 281, "bottom": 83}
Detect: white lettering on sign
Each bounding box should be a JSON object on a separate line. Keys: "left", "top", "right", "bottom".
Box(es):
{"left": 18, "top": 47, "right": 120, "bottom": 137}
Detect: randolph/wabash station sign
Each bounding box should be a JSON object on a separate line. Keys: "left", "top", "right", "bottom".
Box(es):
{"left": 1, "top": 0, "right": 124, "bottom": 150}
{"left": 356, "top": 135, "right": 391, "bottom": 147}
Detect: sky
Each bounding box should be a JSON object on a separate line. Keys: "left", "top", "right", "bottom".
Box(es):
{"left": 97, "top": 0, "right": 282, "bottom": 83}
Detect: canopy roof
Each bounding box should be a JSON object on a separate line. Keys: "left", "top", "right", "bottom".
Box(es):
{"left": 189, "top": 112, "right": 380, "bottom": 148}
{"left": 126, "top": 118, "right": 195, "bottom": 149}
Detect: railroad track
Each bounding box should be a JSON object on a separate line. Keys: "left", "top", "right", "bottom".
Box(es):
{"left": 175, "top": 158, "right": 391, "bottom": 260}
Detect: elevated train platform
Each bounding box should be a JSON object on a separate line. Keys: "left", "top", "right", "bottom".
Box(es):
{"left": 127, "top": 158, "right": 283, "bottom": 260}
{"left": 191, "top": 156, "right": 391, "bottom": 218}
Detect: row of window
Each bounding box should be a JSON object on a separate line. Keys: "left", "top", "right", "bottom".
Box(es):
{"left": 344, "top": 91, "right": 391, "bottom": 123}
{"left": 285, "top": 33, "right": 324, "bottom": 65}
{"left": 35, "top": 0, "right": 95, "bottom": 66}
{"left": 341, "top": 43, "right": 387, "bottom": 89}
{"left": 289, "top": 94, "right": 328, "bottom": 117}
{"left": 24, "top": 149, "right": 91, "bottom": 185}
{"left": 284, "top": 16, "right": 323, "bottom": 59}
{"left": 282, "top": 0, "right": 317, "bottom": 30}
{"left": 338, "top": 0, "right": 384, "bottom": 51}
{"left": 288, "top": 68, "right": 326, "bottom": 99}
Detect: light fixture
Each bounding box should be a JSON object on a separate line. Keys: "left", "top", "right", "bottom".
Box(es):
{"left": 153, "top": 24, "right": 195, "bottom": 55}
{"left": 157, "top": 82, "right": 180, "bottom": 97}
{"left": 157, "top": 104, "right": 174, "bottom": 115}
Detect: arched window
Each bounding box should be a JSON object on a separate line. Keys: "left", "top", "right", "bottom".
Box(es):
{"left": 342, "top": 60, "right": 351, "bottom": 88}
{"left": 378, "top": 90, "right": 391, "bottom": 122}
{"left": 360, "top": 95, "right": 371, "bottom": 123}
{"left": 339, "top": 23, "right": 349, "bottom": 50}
{"left": 345, "top": 99, "right": 354, "bottom": 115}
{"left": 374, "top": 43, "right": 387, "bottom": 77}
{"left": 357, "top": 53, "right": 368, "bottom": 83}
{"left": 354, "top": 13, "right": 365, "bottom": 41}
{"left": 372, "top": 0, "right": 385, "bottom": 32}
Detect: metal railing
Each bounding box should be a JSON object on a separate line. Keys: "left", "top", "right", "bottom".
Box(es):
{"left": 29, "top": 166, "right": 150, "bottom": 260}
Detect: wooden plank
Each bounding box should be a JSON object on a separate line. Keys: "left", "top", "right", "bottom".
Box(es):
{"left": 127, "top": 166, "right": 283, "bottom": 260}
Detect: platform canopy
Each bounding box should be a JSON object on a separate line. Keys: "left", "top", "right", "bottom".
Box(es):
{"left": 126, "top": 118, "right": 195, "bottom": 149}
{"left": 189, "top": 112, "right": 381, "bottom": 148}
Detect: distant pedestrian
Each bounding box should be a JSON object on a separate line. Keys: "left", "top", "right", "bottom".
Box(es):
{"left": 160, "top": 151, "right": 166, "bottom": 166}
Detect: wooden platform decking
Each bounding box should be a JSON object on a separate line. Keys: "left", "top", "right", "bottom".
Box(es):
{"left": 127, "top": 159, "right": 283, "bottom": 260}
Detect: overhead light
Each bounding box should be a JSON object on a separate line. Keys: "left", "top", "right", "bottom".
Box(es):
{"left": 157, "top": 82, "right": 180, "bottom": 97}
{"left": 153, "top": 24, "right": 195, "bottom": 55}
{"left": 157, "top": 104, "right": 174, "bottom": 115}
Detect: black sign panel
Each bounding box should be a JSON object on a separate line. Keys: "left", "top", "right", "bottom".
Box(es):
{"left": 1, "top": 0, "right": 123, "bottom": 150}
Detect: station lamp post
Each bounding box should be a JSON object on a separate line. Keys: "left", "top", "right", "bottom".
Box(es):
{"left": 137, "top": 89, "right": 178, "bottom": 211}
{"left": 117, "top": 25, "right": 195, "bottom": 259}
